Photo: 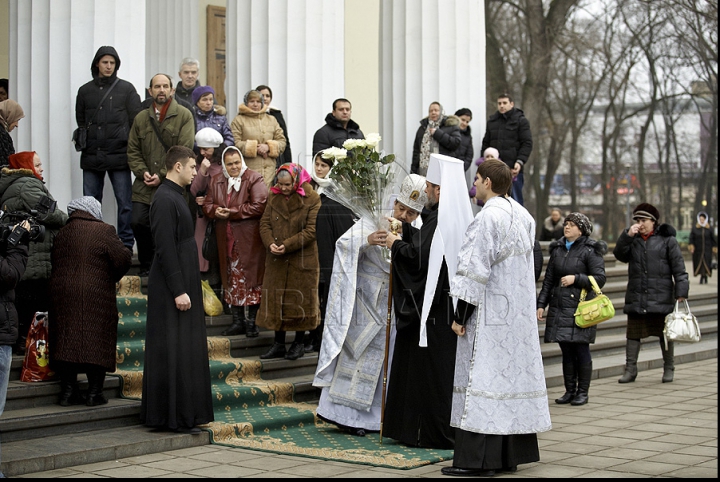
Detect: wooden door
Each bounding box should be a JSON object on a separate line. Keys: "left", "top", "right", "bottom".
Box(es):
{"left": 207, "top": 5, "right": 226, "bottom": 107}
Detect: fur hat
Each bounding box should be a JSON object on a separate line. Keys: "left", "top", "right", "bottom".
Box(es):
{"left": 191, "top": 85, "right": 215, "bottom": 106}
{"left": 564, "top": 212, "right": 593, "bottom": 237}
{"left": 195, "top": 127, "right": 224, "bottom": 148}
{"left": 397, "top": 174, "right": 429, "bottom": 213}
{"left": 633, "top": 203, "right": 660, "bottom": 222}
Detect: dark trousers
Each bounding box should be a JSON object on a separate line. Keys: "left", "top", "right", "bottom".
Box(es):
{"left": 131, "top": 202, "right": 153, "bottom": 270}
{"left": 83, "top": 168, "right": 134, "bottom": 249}
{"left": 559, "top": 342, "right": 592, "bottom": 365}
{"left": 14, "top": 279, "right": 50, "bottom": 348}
{"left": 510, "top": 172, "right": 524, "bottom": 205}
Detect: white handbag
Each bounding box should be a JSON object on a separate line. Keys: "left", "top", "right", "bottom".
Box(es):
{"left": 663, "top": 300, "right": 701, "bottom": 350}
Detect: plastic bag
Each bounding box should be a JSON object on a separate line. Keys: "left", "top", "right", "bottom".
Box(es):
{"left": 21, "top": 312, "right": 56, "bottom": 382}
{"left": 202, "top": 280, "right": 223, "bottom": 317}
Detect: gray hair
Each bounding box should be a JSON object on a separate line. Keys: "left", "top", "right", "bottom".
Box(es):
{"left": 179, "top": 57, "right": 200, "bottom": 71}
{"left": 277, "top": 170, "right": 292, "bottom": 180}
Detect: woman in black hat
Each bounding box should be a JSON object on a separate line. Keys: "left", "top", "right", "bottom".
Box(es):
{"left": 537, "top": 212, "right": 607, "bottom": 406}
{"left": 613, "top": 203, "right": 689, "bottom": 383}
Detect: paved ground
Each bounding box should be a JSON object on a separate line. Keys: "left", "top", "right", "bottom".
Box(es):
{"left": 18, "top": 358, "right": 717, "bottom": 478}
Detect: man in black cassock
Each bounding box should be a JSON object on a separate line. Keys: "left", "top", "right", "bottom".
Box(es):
{"left": 383, "top": 154, "right": 472, "bottom": 449}
{"left": 141, "top": 146, "right": 214, "bottom": 433}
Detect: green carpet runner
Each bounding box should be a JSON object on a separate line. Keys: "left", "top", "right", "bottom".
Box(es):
{"left": 114, "top": 276, "right": 453, "bottom": 469}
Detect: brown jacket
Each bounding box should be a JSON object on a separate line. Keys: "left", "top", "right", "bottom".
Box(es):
{"left": 203, "top": 169, "right": 268, "bottom": 291}
{"left": 256, "top": 183, "right": 321, "bottom": 331}
{"left": 49, "top": 211, "right": 132, "bottom": 371}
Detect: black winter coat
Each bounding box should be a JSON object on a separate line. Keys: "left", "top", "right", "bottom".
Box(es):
{"left": 0, "top": 241, "right": 29, "bottom": 346}
{"left": 312, "top": 113, "right": 364, "bottom": 154}
{"left": 455, "top": 126, "right": 474, "bottom": 172}
{"left": 613, "top": 224, "right": 689, "bottom": 316}
{"left": 411, "top": 115, "right": 462, "bottom": 174}
{"left": 480, "top": 107, "right": 532, "bottom": 170}
{"left": 0, "top": 127, "right": 15, "bottom": 169}
{"left": 268, "top": 108, "right": 292, "bottom": 167}
{"left": 75, "top": 46, "right": 142, "bottom": 171}
{"left": 537, "top": 236, "right": 607, "bottom": 344}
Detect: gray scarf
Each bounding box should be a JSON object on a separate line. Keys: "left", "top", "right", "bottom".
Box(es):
{"left": 67, "top": 196, "right": 103, "bottom": 221}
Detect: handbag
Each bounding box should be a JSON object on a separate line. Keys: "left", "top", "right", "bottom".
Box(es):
{"left": 20, "top": 312, "right": 56, "bottom": 382}
{"left": 202, "top": 220, "right": 217, "bottom": 261}
{"left": 72, "top": 78, "right": 119, "bottom": 152}
{"left": 663, "top": 300, "right": 701, "bottom": 350}
{"left": 574, "top": 276, "right": 615, "bottom": 328}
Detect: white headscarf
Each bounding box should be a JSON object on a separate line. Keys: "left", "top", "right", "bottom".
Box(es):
{"left": 697, "top": 211, "right": 709, "bottom": 227}
{"left": 221, "top": 146, "right": 248, "bottom": 193}
{"left": 420, "top": 154, "right": 474, "bottom": 347}
{"left": 309, "top": 152, "right": 333, "bottom": 195}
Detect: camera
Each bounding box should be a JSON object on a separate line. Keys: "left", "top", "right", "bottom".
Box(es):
{"left": 0, "top": 195, "right": 57, "bottom": 246}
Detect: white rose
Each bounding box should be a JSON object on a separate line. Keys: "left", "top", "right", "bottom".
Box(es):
{"left": 365, "top": 133, "right": 382, "bottom": 149}
{"left": 343, "top": 139, "right": 361, "bottom": 150}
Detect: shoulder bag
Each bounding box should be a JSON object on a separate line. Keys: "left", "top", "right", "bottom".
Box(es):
{"left": 72, "top": 78, "right": 119, "bottom": 152}
{"left": 663, "top": 300, "right": 701, "bottom": 350}
{"left": 574, "top": 276, "right": 615, "bottom": 328}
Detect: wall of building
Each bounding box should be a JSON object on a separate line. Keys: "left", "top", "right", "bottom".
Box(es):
{"left": 0, "top": 0, "right": 9, "bottom": 78}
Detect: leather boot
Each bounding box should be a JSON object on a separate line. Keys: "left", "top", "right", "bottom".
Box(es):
{"left": 58, "top": 365, "right": 85, "bottom": 406}
{"left": 555, "top": 362, "right": 577, "bottom": 404}
{"left": 86, "top": 369, "right": 108, "bottom": 406}
{"left": 618, "top": 339, "right": 641, "bottom": 383}
{"left": 260, "top": 343, "right": 287, "bottom": 359}
{"left": 285, "top": 341, "right": 305, "bottom": 360}
{"left": 244, "top": 305, "right": 260, "bottom": 338}
{"left": 571, "top": 362, "right": 593, "bottom": 406}
{"left": 660, "top": 338, "right": 674, "bottom": 383}
{"left": 222, "top": 306, "right": 246, "bottom": 336}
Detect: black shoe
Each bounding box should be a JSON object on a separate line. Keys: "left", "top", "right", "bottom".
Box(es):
{"left": 86, "top": 392, "right": 109, "bottom": 406}
{"left": 244, "top": 305, "right": 260, "bottom": 338}
{"left": 221, "top": 321, "right": 246, "bottom": 336}
{"left": 441, "top": 467, "right": 496, "bottom": 477}
{"left": 260, "top": 343, "right": 286, "bottom": 360}
{"left": 304, "top": 341, "right": 315, "bottom": 353}
{"left": 555, "top": 391, "right": 575, "bottom": 404}
{"left": 285, "top": 342, "right": 305, "bottom": 360}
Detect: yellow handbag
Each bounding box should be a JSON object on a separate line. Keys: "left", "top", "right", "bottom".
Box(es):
{"left": 574, "top": 276, "right": 615, "bottom": 328}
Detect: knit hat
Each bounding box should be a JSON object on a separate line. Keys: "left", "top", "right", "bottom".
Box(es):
{"left": 8, "top": 151, "right": 42, "bottom": 181}
{"left": 564, "top": 212, "right": 593, "bottom": 237}
{"left": 68, "top": 196, "right": 103, "bottom": 221}
{"left": 192, "top": 85, "right": 215, "bottom": 106}
{"left": 632, "top": 203, "right": 660, "bottom": 222}
{"left": 397, "top": 174, "right": 429, "bottom": 213}
{"left": 195, "top": 127, "right": 224, "bottom": 148}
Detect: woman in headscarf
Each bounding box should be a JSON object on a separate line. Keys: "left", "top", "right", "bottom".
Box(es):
{"left": 257, "top": 163, "right": 321, "bottom": 361}
{"left": 190, "top": 128, "right": 225, "bottom": 278}
{"left": 203, "top": 146, "right": 268, "bottom": 337}
{"left": 49, "top": 196, "right": 132, "bottom": 406}
{"left": 230, "top": 89, "right": 286, "bottom": 187}
{"left": 689, "top": 211, "right": 717, "bottom": 284}
{"left": 537, "top": 212, "right": 607, "bottom": 406}
{"left": 0, "top": 99, "right": 24, "bottom": 169}
{"left": 0, "top": 151, "right": 68, "bottom": 353}
{"left": 410, "top": 101, "right": 461, "bottom": 176}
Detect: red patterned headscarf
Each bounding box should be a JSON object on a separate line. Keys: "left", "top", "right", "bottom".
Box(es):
{"left": 270, "top": 163, "right": 312, "bottom": 197}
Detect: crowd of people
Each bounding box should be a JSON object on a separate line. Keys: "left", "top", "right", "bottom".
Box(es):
{"left": 0, "top": 46, "right": 708, "bottom": 477}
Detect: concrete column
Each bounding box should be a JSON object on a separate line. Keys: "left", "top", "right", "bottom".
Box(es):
{"left": 379, "top": 0, "right": 486, "bottom": 175}
{"left": 145, "top": 0, "right": 201, "bottom": 84}
{"left": 9, "top": 0, "right": 146, "bottom": 222}
{"left": 226, "top": 0, "right": 345, "bottom": 168}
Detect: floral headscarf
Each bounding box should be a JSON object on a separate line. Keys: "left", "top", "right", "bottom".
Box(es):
{"left": 271, "top": 163, "right": 312, "bottom": 197}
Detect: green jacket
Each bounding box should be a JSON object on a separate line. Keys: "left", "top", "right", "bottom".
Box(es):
{"left": 127, "top": 99, "right": 195, "bottom": 205}
{"left": 0, "top": 168, "right": 69, "bottom": 281}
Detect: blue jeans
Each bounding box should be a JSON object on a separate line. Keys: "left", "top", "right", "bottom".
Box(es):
{"left": 83, "top": 169, "right": 134, "bottom": 249}
{"left": 511, "top": 172, "right": 524, "bottom": 206}
{"left": 0, "top": 344, "right": 12, "bottom": 475}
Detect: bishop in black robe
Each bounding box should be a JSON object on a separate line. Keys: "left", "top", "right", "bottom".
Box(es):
{"left": 383, "top": 202, "right": 457, "bottom": 449}
{"left": 141, "top": 178, "right": 214, "bottom": 431}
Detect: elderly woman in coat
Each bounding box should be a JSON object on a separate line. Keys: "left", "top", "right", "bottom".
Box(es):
{"left": 230, "top": 89, "right": 286, "bottom": 187}
{"left": 614, "top": 203, "right": 688, "bottom": 384}
{"left": 203, "top": 146, "right": 268, "bottom": 337}
{"left": 537, "top": 212, "right": 607, "bottom": 406}
{"left": 257, "top": 163, "right": 320, "bottom": 361}
{"left": 49, "top": 197, "right": 132, "bottom": 406}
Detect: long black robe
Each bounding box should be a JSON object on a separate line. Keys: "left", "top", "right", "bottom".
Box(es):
{"left": 141, "top": 179, "right": 214, "bottom": 430}
{"left": 384, "top": 204, "right": 457, "bottom": 450}
{"left": 689, "top": 223, "right": 717, "bottom": 277}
